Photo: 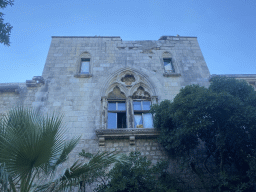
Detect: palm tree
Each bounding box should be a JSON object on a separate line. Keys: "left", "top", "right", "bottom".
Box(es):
{"left": 37, "top": 151, "right": 125, "bottom": 192}
{"left": 0, "top": 107, "right": 80, "bottom": 191}
{"left": 0, "top": 107, "right": 123, "bottom": 192}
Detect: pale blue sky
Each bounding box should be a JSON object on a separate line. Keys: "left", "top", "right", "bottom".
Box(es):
{"left": 0, "top": 0, "right": 255, "bottom": 83}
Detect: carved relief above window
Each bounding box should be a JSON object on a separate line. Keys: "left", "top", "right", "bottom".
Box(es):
{"left": 74, "top": 52, "right": 92, "bottom": 78}
{"left": 132, "top": 86, "right": 150, "bottom": 99}
{"left": 121, "top": 74, "right": 135, "bottom": 86}
{"left": 107, "top": 86, "right": 126, "bottom": 100}
{"left": 97, "top": 70, "right": 159, "bottom": 146}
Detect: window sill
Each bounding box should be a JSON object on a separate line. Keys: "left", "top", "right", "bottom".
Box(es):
{"left": 95, "top": 128, "right": 159, "bottom": 146}
{"left": 163, "top": 73, "right": 181, "bottom": 77}
{"left": 74, "top": 73, "right": 92, "bottom": 78}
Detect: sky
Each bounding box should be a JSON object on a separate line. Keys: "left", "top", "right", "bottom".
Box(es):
{"left": 0, "top": 0, "right": 255, "bottom": 83}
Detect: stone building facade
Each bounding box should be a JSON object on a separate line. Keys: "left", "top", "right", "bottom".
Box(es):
{"left": 1, "top": 35, "right": 256, "bottom": 190}
{"left": 0, "top": 35, "right": 211, "bottom": 162}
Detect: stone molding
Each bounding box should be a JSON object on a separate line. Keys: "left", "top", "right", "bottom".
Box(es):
{"left": 100, "top": 68, "right": 158, "bottom": 98}
{"left": 74, "top": 73, "right": 93, "bottom": 78}
{"left": 163, "top": 73, "right": 181, "bottom": 77}
{"left": 96, "top": 128, "right": 160, "bottom": 146}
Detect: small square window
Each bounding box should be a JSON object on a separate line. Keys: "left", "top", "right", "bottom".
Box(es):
{"left": 80, "top": 58, "right": 90, "bottom": 74}
{"left": 163, "top": 59, "right": 174, "bottom": 73}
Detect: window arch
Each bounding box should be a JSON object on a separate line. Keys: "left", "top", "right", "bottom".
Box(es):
{"left": 107, "top": 86, "right": 127, "bottom": 129}
{"left": 101, "top": 70, "right": 157, "bottom": 129}
{"left": 131, "top": 86, "right": 153, "bottom": 128}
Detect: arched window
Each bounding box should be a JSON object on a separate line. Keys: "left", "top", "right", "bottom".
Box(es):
{"left": 103, "top": 72, "right": 156, "bottom": 129}
{"left": 132, "top": 86, "right": 153, "bottom": 128}
{"left": 107, "top": 86, "right": 127, "bottom": 129}
{"left": 97, "top": 70, "right": 159, "bottom": 145}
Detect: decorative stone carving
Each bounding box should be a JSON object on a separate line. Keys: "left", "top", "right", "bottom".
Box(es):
{"left": 108, "top": 86, "right": 126, "bottom": 100}
{"left": 129, "top": 136, "right": 135, "bottom": 145}
{"left": 99, "top": 136, "right": 105, "bottom": 146}
{"left": 132, "top": 86, "right": 150, "bottom": 99}
{"left": 121, "top": 74, "right": 135, "bottom": 86}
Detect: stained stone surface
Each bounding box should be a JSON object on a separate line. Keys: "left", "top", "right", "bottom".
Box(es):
{"left": 0, "top": 36, "right": 213, "bottom": 191}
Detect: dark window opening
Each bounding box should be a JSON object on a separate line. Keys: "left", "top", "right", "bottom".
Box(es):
{"left": 117, "top": 112, "right": 126, "bottom": 128}
{"left": 163, "top": 58, "right": 174, "bottom": 73}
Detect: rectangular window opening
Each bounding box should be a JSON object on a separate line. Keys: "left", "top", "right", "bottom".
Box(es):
{"left": 163, "top": 58, "right": 174, "bottom": 73}
{"left": 133, "top": 101, "right": 153, "bottom": 128}
{"left": 117, "top": 112, "right": 126, "bottom": 128}
{"left": 80, "top": 58, "right": 90, "bottom": 74}
{"left": 108, "top": 101, "right": 126, "bottom": 129}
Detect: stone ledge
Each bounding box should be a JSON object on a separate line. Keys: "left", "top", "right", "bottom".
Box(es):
{"left": 163, "top": 73, "right": 181, "bottom": 77}
{"left": 96, "top": 128, "right": 159, "bottom": 146}
{"left": 0, "top": 85, "right": 20, "bottom": 93}
{"left": 74, "top": 73, "right": 93, "bottom": 78}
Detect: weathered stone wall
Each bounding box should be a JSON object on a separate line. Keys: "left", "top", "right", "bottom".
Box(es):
{"left": 38, "top": 35, "right": 210, "bottom": 140}
{"left": 0, "top": 83, "right": 38, "bottom": 117}
{"left": 0, "top": 36, "right": 211, "bottom": 191}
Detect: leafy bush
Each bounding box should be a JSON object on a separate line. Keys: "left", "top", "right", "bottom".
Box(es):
{"left": 95, "top": 151, "right": 178, "bottom": 192}
{"left": 150, "top": 77, "right": 256, "bottom": 191}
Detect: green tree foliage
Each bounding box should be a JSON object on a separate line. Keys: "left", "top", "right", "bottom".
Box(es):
{"left": 0, "top": 0, "right": 13, "bottom": 46}
{"left": 0, "top": 107, "right": 124, "bottom": 192}
{"left": 151, "top": 77, "right": 256, "bottom": 191}
{"left": 95, "top": 151, "right": 178, "bottom": 192}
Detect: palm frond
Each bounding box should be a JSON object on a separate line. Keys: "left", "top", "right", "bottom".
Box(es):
{"left": 0, "top": 107, "right": 80, "bottom": 192}
{"left": 38, "top": 151, "right": 127, "bottom": 191}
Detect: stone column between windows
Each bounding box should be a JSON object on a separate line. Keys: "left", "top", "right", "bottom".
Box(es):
{"left": 127, "top": 96, "right": 134, "bottom": 128}
{"left": 101, "top": 96, "right": 108, "bottom": 129}
{"left": 151, "top": 96, "right": 158, "bottom": 105}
